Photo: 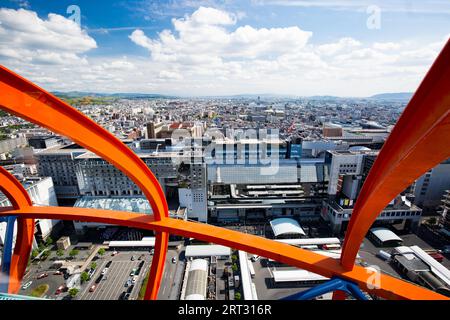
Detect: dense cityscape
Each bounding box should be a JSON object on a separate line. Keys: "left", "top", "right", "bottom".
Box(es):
{"left": 0, "top": 93, "right": 448, "bottom": 300}
{"left": 0, "top": 0, "right": 450, "bottom": 311}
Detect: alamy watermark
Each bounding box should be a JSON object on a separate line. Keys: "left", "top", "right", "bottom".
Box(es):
{"left": 170, "top": 128, "right": 281, "bottom": 176}
{"left": 367, "top": 5, "right": 381, "bottom": 30}
{"left": 365, "top": 264, "right": 382, "bottom": 290}
{"left": 67, "top": 5, "right": 81, "bottom": 26}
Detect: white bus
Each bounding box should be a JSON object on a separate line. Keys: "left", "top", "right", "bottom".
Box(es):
{"left": 247, "top": 260, "right": 256, "bottom": 278}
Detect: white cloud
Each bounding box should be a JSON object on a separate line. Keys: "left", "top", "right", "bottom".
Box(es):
{"left": 130, "top": 6, "right": 312, "bottom": 64}
{"left": 0, "top": 8, "right": 96, "bottom": 86}
{"left": 0, "top": 7, "right": 447, "bottom": 97}
{"left": 373, "top": 42, "right": 401, "bottom": 51}
{"left": 159, "top": 70, "right": 183, "bottom": 80}
{"left": 317, "top": 37, "right": 361, "bottom": 56}
{"left": 127, "top": 6, "right": 445, "bottom": 95}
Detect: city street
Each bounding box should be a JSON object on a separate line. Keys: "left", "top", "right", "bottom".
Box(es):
{"left": 158, "top": 249, "right": 185, "bottom": 300}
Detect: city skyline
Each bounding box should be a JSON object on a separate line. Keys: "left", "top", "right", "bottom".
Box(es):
{"left": 1, "top": 1, "right": 450, "bottom": 303}
{"left": 0, "top": 0, "right": 449, "bottom": 96}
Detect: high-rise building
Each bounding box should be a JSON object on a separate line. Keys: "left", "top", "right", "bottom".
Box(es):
{"left": 0, "top": 176, "right": 60, "bottom": 247}
{"left": 414, "top": 158, "right": 450, "bottom": 213}
{"left": 35, "top": 144, "right": 85, "bottom": 200}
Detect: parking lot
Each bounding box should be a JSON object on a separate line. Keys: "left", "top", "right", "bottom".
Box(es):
{"left": 79, "top": 251, "right": 152, "bottom": 300}
{"left": 20, "top": 270, "right": 67, "bottom": 299}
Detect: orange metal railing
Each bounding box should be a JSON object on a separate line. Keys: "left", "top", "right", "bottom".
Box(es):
{"left": 0, "top": 39, "right": 449, "bottom": 300}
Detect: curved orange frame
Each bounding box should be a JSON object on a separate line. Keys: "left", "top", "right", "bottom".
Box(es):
{"left": 0, "top": 39, "right": 449, "bottom": 300}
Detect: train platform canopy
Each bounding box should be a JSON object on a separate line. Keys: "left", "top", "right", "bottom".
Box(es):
{"left": 370, "top": 227, "right": 403, "bottom": 246}
{"left": 273, "top": 269, "right": 329, "bottom": 282}
{"left": 108, "top": 239, "right": 155, "bottom": 247}
{"left": 270, "top": 218, "right": 306, "bottom": 237}
{"left": 185, "top": 245, "right": 231, "bottom": 258}
{"left": 275, "top": 237, "right": 340, "bottom": 246}
{"left": 185, "top": 259, "right": 208, "bottom": 300}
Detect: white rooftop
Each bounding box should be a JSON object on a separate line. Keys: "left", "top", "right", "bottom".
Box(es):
{"left": 275, "top": 238, "right": 340, "bottom": 246}
{"left": 108, "top": 240, "right": 155, "bottom": 247}
{"left": 185, "top": 245, "right": 231, "bottom": 257}
{"left": 74, "top": 196, "right": 152, "bottom": 214}
{"left": 370, "top": 227, "right": 403, "bottom": 243}
{"left": 273, "top": 269, "right": 329, "bottom": 282}
{"left": 270, "top": 218, "right": 306, "bottom": 237}
{"left": 190, "top": 259, "right": 209, "bottom": 272}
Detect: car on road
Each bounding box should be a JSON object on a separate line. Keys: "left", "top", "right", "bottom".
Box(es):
{"left": 132, "top": 275, "right": 138, "bottom": 284}
{"left": 130, "top": 268, "right": 137, "bottom": 276}
{"left": 171, "top": 257, "right": 177, "bottom": 264}
{"left": 95, "top": 274, "right": 103, "bottom": 284}
{"left": 37, "top": 273, "right": 49, "bottom": 279}
{"left": 105, "top": 261, "right": 112, "bottom": 268}
{"left": 125, "top": 279, "right": 132, "bottom": 287}
{"left": 101, "top": 267, "right": 108, "bottom": 275}
{"left": 150, "top": 249, "right": 155, "bottom": 255}
{"left": 119, "top": 291, "right": 130, "bottom": 300}
{"left": 127, "top": 284, "right": 134, "bottom": 293}
{"left": 131, "top": 255, "right": 135, "bottom": 261}
{"left": 251, "top": 255, "right": 260, "bottom": 262}
{"left": 111, "top": 251, "right": 118, "bottom": 256}
{"left": 138, "top": 254, "right": 145, "bottom": 260}
{"left": 87, "top": 268, "right": 95, "bottom": 279}
{"left": 89, "top": 284, "right": 97, "bottom": 292}
{"left": 55, "top": 285, "right": 66, "bottom": 295}
{"left": 53, "top": 271, "right": 63, "bottom": 275}
{"left": 22, "top": 281, "right": 32, "bottom": 290}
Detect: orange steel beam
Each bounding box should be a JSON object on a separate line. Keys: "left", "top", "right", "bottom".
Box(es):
{"left": 0, "top": 65, "right": 167, "bottom": 221}
{"left": 144, "top": 232, "right": 169, "bottom": 300}
{"left": 0, "top": 167, "right": 34, "bottom": 293}
{"left": 0, "top": 166, "right": 32, "bottom": 208}
{"left": 340, "top": 39, "right": 450, "bottom": 269}
{"left": 0, "top": 64, "right": 169, "bottom": 298}
{"left": 1, "top": 38, "right": 449, "bottom": 300}
{"left": 0, "top": 206, "right": 447, "bottom": 300}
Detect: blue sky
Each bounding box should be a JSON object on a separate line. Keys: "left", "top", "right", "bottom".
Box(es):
{"left": 1, "top": 0, "right": 449, "bottom": 96}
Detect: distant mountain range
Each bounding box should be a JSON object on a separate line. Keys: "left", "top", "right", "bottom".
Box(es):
{"left": 52, "top": 91, "right": 413, "bottom": 101}
{"left": 52, "top": 91, "right": 176, "bottom": 99}
{"left": 368, "top": 92, "right": 413, "bottom": 101}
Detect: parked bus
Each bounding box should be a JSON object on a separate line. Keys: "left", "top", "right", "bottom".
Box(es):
{"left": 247, "top": 259, "right": 255, "bottom": 278}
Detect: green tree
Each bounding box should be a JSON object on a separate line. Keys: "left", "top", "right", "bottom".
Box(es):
{"left": 234, "top": 292, "right": 241, "bottom": 300}
{"left": 98, "top": 248, "right": 105, "bottom": 256}
{"left": 231, "top": 263, "right": 238, "bottom": 272}
{"left": 69, "top": 249, "right": 79, "bottom": 258}
{"left": 31, "top": 249, "right": 39, "bottom": 259}
{"left": 45, "top": 237, "right": 53, "bottom": 247}
{"left": 38, "top": 243, "right": 46, "bottom": 252}
{"left": 68, "top": 288, "right": 79, "bottom": 298}
{"left": 231, "top": 255, "right": 238, "bottom": 262}
{"left": 90, "top": 262, "right": 97, "bottom": 270}
{"left": 80, "top": 272, "right": 89, "bottom": 283}
{"left": 56, "top": 249, "right": 64, "bottom": 257}
{"left": 41, "top": 250, "right": 51, "bottom": 260}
